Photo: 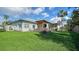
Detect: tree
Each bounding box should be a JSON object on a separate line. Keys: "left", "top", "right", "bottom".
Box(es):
{"left": 67, "top": 19, "right": 72, "bottom": 31}
{"left": 2, "top": 15, "right": 9, "bottom": 31}
{"left": 67, "top": 8, "right": 79, "bottom": 31}
{"left": 58, "top": 10, "right": 67, "bottom": 17}
{"left": 57, "top": 10, "right": 68, "bottom": 22}
{"left": 57, "top": 10, "right": 68, "bottom": 31}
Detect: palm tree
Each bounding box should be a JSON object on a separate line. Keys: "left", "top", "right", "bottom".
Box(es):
{"left": 57, "top": 10, "right": 68, "bottom": 31}
{"left": 58, "top": 10, "right": 67, "bottom": 17}
{"left": 2, "top": 15, "right": 9, "bottom": 31}
{"left": 58, "top": 10, "right": 68, "bottom": 22}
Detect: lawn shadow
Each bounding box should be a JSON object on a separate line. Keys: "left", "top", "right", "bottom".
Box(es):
{"left": 35, "top": 31, "right": 77, "bottom": 51}
{"left": 69, "top": 31, "right": 79, "bottom": 51}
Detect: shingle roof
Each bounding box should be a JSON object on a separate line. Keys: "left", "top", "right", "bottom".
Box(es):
{"left": 35, "top": 20, "right": 52, "bottom": 24}
{"left": 12, "top": 19, "right": 36, "bottom": 24}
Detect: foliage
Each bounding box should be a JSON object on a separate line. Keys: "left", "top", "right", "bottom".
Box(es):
{"left": 2, "top": 15, "right": 9, "bottom": 31}
{"left": 72, "top": 10, "right": 79, "bottom": 25}
{"left": 0, "top": 29, "right": 5, "bottom": 32}
{"left": 67, "top": 8, "right": 79, "bottom": 31}
{"left": 3, "top": 15, "right": 9, "bottom": 25}
{"left": 58, "top": 10, "right": 67, "bottom": 17}
{"left": 3, "top": 15, "right": 9, "bottom": 20}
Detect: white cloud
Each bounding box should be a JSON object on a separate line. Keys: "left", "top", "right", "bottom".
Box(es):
{"left": 25, "top": 8, "right": 33, "bottom": 15}
{"left": 0, "top": 7, "right": 33, "bottom": 16}
{"left": 0, "top": 16, "right": 3, "bottom": 21}
{"left": 13, "top": 15, "right": 21, "bottom": 19}
{"left": 49, "top": 7, "right": 54, "bottom": 10}
{"left": 33, "top": 7, "right": 45, "bottom": 15}
{"left": 6, "top": 7, "right": 25, "bottom": 12}
{"left": 50, "top": 16, "right": 62, "bottom": 23}
{"left": 0, "top": 7, "right": 45, "bottom": 16}
{"left": 41, "top": 12, "right": 49, "bottom": 18}
{"left": 64, "top": 16, "right": 71, "bottom": 20}
{"left": 5, "top": 7, "right": 25, "bottom": 15}
{"left": 0, "top": 7, "right": 46, "bottom": 22}
{"left": 68, "top": 11, "right": 71, "bottom": 14}
{"left": 50, "top": 16, "right": 68, "bottom": 25}
{"left": 0, "top": 16, "right": 4, "bottom": 24}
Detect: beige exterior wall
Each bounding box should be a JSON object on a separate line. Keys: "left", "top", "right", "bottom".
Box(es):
{"left": 22, "top": 22, "right": 37, "bottom": 32}
{"left": 6, "top": 22, "right": 38, "bottom": 32}
{"left": 37, "top": 23, "right": 50, "bottom": 31}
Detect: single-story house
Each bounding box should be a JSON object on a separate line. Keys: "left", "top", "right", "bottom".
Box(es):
{"left": 6, "top": 20, "right": 38, "bottom": 32}
{"left": 0, "top": 19, "right": 61, "bottom": 32}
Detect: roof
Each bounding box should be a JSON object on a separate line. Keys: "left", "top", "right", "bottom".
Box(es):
{"left": 35, "top": 20, "right": 52, "bottom": 24}
{"left": 12, "top": 19, "right": 36, "bottom": 24}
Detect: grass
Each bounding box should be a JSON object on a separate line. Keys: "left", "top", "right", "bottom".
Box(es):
{"left": 0, "top": 31, "right": 79, "bottom": 51}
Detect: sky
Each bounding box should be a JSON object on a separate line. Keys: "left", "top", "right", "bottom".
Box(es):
{"left": 0, "top": 7, "right": 76, "bottom": 22}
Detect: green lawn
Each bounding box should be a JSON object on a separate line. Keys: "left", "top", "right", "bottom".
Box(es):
{"left": 0, "top": 31, "right": 79, "bottom": 51}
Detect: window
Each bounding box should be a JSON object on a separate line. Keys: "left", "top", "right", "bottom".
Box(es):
{"left": 18, "top": 23, "right": 22, "bottom": 28}
{"left": 9, "top": 26, "right": 13, "bottom": 30}
{"left": 43, "top": 24, "right": 47, "bottom": 28}
{"left": 24, "top": 24, "right": 29, "bottom": 28}
{"left": 33, "top": 25, "right": 35, "bottom": 28}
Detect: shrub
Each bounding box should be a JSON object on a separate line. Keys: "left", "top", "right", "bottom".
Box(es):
{"left": 0, "top": 29, "right": 5, "bottom": 32}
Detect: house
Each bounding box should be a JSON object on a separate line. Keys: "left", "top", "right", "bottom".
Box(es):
{"left": 0, "top": 19, "right": 61, "bottom": 32}
{"left": 5, "top": 19, "right": 64, "bottom": 32}
{"left": 35, "top": 20, "right": 53, "bottom": 31}
{"left": 0, "top": 22, "right": 3, "bottom": 29}
{"left": 6, "top": 20, "right": 38, "bottom": 32}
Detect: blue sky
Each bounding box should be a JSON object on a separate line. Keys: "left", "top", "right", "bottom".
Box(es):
{"left": 0, "top": 7, "right": 76, "bottom": 22}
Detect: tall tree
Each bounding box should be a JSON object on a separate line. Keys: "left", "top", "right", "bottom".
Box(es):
{"left": 67, "top": 8, "right": 79, "bottom": 31}
{"left": 3, "top": 15, "right": 9, "bottom": 22}
{"left": 2, "top": 15, "right": 9, "bottom": 31}
{"left": 58, "top": 10, "right": 67, "bottom": 17}
{"left": 72, "top": 9, "right": 79, "bottom": 24}
{"left": 57, "top": 10, "right": 68, "bottom": 31}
